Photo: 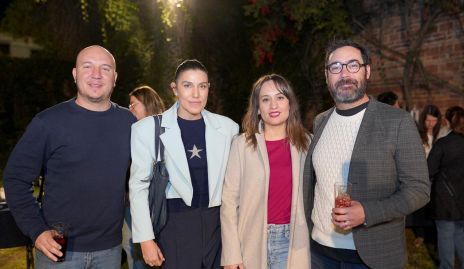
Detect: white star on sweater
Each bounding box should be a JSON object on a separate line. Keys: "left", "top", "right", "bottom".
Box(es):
{"left": 188, "top": 144, "right": 203, "bottom": 159}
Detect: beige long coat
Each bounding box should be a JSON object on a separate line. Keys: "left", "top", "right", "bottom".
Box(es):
{"left": 221, "top": 133, "right": 311, "bottom": 269}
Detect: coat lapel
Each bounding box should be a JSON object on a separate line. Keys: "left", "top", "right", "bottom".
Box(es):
{"left": 306, "top": 108, "right": 335, "bottom": 179}
{"left": 160, "top": 104, "right": 191, "bottom": 184}
{"left": 255, "top": 133, "right": 270, "bottom": 226}
{"left": 348, "top": 101, "right": 378, "bottom": 185}
{"left": 203, "top": 110, "right": 227, "bottom": 200}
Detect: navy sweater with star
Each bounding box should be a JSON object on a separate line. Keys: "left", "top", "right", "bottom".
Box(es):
{"left": 178, "top": 117, "right": 209, "bottom": 208}
{"left": 3, "top": 99, "right": 136, "bottom": 251}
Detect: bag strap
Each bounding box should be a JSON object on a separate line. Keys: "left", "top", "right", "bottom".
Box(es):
{"left": 153, "top": 115, "right": 165, "bottom": 162}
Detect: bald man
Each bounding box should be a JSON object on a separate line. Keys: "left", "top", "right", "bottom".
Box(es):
{"left": 4, "top": 45, "right": 136, "bottom": 268}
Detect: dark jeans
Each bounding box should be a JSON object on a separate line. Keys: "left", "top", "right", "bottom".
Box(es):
{"left": 311, "top": 248, "right": 370, "bottom": 269}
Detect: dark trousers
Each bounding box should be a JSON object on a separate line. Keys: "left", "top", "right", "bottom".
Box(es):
{"left": 311, "top": 249, "right": 370, "bottom": 269}
{"left": 157, "top": 199, "right": 221, "bottom": 269}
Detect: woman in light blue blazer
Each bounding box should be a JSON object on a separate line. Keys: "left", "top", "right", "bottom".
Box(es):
{"left": 129, "top": 59, "right": 239, "bottom": 269}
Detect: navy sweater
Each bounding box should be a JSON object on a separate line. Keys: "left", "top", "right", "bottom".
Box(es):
{"left": 178, "top": 117, "right": 209, "bottom": 208}
{"left": 3, "top": 99, "right": 136, "bottom": 251}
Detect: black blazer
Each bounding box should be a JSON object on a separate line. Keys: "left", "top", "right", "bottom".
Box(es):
{"left": 428, "top": 131, "right": 464, "bottom": 220}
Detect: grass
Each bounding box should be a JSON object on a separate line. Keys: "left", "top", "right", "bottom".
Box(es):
{"left": 0, "top": 247, "right": 28, "bottom": 269}
{"left": 0, "top": 229, "right": 438, "bottom": 269}
{"left": 0, "top": 247, "right": 129, "bottom": 269}
{"left": 405, "top": 228, "right": 437, "bottom": 269}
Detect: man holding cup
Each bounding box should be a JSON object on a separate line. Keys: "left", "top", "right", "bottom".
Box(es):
{"left": 303, "top": 40, "right": 430, "bottom": 269}
{"left": 3, "top": 45, "right": 136, "bottom": 267}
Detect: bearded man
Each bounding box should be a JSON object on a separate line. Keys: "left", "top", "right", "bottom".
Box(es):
{"left": 302, "top": 40, "right": 430, "bottom": 269}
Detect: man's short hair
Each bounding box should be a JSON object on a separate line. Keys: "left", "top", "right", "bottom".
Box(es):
{"left": 377, "top": 91, "right": 398, "bottom": 106}
{"left": 325, "top": 40, "right": 370, "bottom": 65}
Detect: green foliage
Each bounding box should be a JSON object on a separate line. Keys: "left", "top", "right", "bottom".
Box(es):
{"left": 244, "top": 0, "right": 352, "bottom": 66}
{"left": 242, "top": 0, "right": 357, "bottom": 118}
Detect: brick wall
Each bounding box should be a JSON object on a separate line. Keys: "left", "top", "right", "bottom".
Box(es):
{"left": 357, "top": 2, "right": 464, "bottom": 116}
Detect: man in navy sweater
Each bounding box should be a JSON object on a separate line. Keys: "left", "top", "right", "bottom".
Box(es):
{"left": 3, "top": 45, "right": 136, "bottom": 268}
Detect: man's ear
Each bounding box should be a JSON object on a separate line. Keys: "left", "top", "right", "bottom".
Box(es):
{"left": 72, "top": 68, "right": 77, "bottom": 83}
{"left": 365, "top": 64, "right": 371, "bottom": 80}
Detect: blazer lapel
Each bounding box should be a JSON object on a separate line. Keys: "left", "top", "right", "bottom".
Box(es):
{"left": 160, "top": 104, "right": 191, "bottom": 184}
{"left": 306, "top": 108, "right": 335, "bottom": 178}
{"left": 203, "top": 111, "right": 227, "bottom": 199}
{"left": 255, "top": 133, "right": 270, "bottom": 182}
{"left": 348, "top": 100, "right": 379, "bottom": 186}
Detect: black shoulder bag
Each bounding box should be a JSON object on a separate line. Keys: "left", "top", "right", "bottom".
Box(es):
{"left": 148, "top": 115, "right": 169, "bottom": 236}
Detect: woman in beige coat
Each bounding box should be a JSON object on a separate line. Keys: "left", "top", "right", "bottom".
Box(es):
{"left": 221, "top": 74, "right": 311, "bottom": 269}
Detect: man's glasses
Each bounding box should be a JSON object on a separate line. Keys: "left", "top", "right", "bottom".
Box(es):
{"left": 326, "top": 60, "right": 367, "bottom": 74}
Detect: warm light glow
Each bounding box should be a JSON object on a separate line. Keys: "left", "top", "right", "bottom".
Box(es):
{"left": 167, "top": 0, "right": 183, "bottom": 7}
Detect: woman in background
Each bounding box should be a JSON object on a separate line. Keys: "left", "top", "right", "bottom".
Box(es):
{"left": 130, "top": 59, "right": 239, "bottom": 268}
{"left": 124, "top": 85, "right": 165, "bottom": 269}
{"left": 129, "top": 85, "right": 166, "bottom": 121}
{"left": 418, "top": 104, "right": 442, "bottom": 157}
{"left": 221, "top": 74, "right": 311, "bottom": 269}
{"left": 409, "top": 104, "right": 443, "bottom": 250}
{"left": 428, "top": 106, "right": 464, "bottom": 269}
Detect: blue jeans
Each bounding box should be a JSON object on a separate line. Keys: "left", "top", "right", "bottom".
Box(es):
{"left": 436, "top": 220, "right": 464, "bottom": 269}
{"left": 311, "top": 248, "right": 369, "bottom": 269}
{"left": 267, "top": 224, "right": 290, "bottom": 269}
{"left": 36, "top": 245, "right": 121, "bottom": 269}
{"left": 122, "top": 206, "right": 148, "bottom": 269}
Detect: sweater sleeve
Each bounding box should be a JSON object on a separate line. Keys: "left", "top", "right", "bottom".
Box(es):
{"left": 3, "top": 116, "right": 49, "bottom": 243}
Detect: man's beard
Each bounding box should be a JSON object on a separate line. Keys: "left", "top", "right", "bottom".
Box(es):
{"left": 328, "top": 76, "right": 367, "bottom": 104}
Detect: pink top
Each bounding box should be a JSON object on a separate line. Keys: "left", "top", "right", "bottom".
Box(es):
{"left": 266, "top": 138, "right": 292, "bottom": 224}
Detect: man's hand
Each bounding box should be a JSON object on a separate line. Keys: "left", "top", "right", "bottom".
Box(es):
{"left": 224, "top": 263, "right": 245, "bottom": 269}
{"left": 140, "top": 240, "right": 165, "bottom": 267}
{"left": 35, "top": 230, "right": 62, "bottom": 262}
{"left": 332, "top": 200, "right": 365, "bottom": 230}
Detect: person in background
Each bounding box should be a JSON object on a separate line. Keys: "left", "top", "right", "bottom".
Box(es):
{"left": 408, "top": 105, "right": 443, "bottom": 250}
{"left": 221, "top": 74, "right": 311, "bottom": 269}
{"left": 303, "top": 39, "right": 430, "bottom": 269}
{"left": 376, "top": 91, "right": 400, "bottom": 108}
{"left": 124, "top": 85, "right": 166, "bottom": 269}
{"left": 418, "top": 104, "right": 442, "bottom": 157}
{"left": 428, "top": 106, "right": 464, "bottom": 269}
{"left": 129, "top": 85, "right": 166, "bottom": 121}
{"left": 129, "top": 59, "right": 239, "bottom": 268}
{"left": 3, "top": 45, "right": 136, "bottom": 268}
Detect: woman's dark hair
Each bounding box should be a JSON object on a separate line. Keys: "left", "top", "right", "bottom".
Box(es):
{"left": 129, "top": 85, "right": 165, "bottom": 115}
{"left": 418, "top": 104, "right": 442, "bottom": 146}
{"left": 174, "top": 59, "right": 208, "bottom": 81}
{"left": 242, "top": 74, "right": 309, "bottom": 152}
{"left": 445, "top": 106, "right": 464, "bottom": 131}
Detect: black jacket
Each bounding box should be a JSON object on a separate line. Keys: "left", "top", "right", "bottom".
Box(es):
{"left": 428, "top": 131, "right": 464, "bottom": 220}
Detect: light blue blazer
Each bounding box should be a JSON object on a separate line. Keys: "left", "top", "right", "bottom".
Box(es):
{"left": 129, "top": 102, "right": 239, "bottom": 242}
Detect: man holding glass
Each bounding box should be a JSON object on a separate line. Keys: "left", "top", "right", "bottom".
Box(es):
{"left": 303, "top": 40, "right": 430, "bottom": 269}
{"left": 3, "top": 45, "right": 136, "bottom": 268}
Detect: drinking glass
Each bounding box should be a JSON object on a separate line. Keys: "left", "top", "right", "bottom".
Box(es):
{"left": 50, "top": 222, "right": 69, "bottom": 262}
{"left": 334, "top": 182, "right": 352, "bottom": 208}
